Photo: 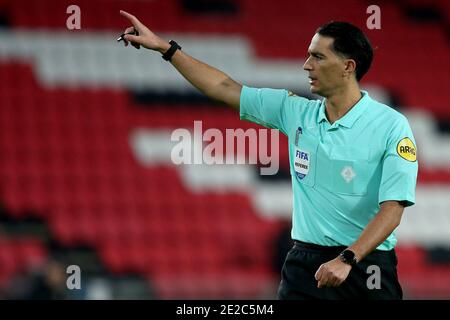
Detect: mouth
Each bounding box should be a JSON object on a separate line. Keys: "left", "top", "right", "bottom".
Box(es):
{"left": 308, "top": 76, "right": 317, "bottom": 85}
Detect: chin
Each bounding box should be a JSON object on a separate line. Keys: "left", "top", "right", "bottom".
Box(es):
{"left": 311, "top": 83, "right": 328, "bottom": 95}
{"left": 310, "top": 86, "right": 320, "bottom": 95}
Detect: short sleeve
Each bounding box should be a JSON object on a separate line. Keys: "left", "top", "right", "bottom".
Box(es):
{"left": 239, "top": 86, "right": 291, "bottom": 135}
{"left": 379, "top": 116, "right": 418, "bottom": 207}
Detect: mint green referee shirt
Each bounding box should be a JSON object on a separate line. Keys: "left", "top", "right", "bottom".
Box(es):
{"left": 240, "top": 86, "right": 418, "bottom": 250}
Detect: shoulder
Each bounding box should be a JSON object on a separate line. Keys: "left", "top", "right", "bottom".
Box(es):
{"left": 285, "top": 90, "right": 322, "bottom": 111}
{"left": 366, "top": 98, "right": 415, "bottom": 152}
{"left": 368, "top": 97, "right": 410, "bottom": 128}
{"left": 243, "top": 86, "right": 322, "bottom": 111}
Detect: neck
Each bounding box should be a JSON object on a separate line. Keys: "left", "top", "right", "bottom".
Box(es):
{"left": 324, "top": 82, "right": 362, "bottom": 124}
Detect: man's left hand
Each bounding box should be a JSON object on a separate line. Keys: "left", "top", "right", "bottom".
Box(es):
{"left": 314, "top": 257, "right": 352, "bottom": 288}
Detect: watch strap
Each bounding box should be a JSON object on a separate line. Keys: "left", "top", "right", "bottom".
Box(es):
{"left": 162, "top": 40, "right": 181, "bottom": 61}
{"left": 339, "top": 249, "right": 357, "bottom": 266}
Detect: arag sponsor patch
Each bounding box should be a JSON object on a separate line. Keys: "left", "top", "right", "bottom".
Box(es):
{"left": 397, "top": 137, "right": 416, "bottom": 162}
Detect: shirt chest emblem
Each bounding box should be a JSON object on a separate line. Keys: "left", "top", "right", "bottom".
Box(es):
{"left": 341, "top": 166, "right": 356, "bottom": 183}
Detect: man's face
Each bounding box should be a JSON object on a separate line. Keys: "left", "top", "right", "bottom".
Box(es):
{"left": 303, "top": 34, "right": 348, "bottom": 97}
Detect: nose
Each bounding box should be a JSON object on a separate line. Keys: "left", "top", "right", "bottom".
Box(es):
{"left": 303, "top": 57, "right": 312, "bottom": 71}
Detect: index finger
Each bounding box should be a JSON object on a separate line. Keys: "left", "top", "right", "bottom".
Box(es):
{"left": 318, "top": 278, "right": 328, "bottom": 288}
{"left": 314, "top": 264, "right": 324, "bottom": 281}
{"left": 120, "top": 10, "right": 141, "bottom": 26}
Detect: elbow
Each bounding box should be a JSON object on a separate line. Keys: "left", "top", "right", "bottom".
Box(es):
{"left": 216, "top": 77, "right": 242, "bottom": 107}
{"left": 203, "top": 77, "right": 230, "bottom": 101}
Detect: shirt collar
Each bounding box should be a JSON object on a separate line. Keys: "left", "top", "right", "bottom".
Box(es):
{"left": 317, "top": 90, "right": 370, "bottom": 128}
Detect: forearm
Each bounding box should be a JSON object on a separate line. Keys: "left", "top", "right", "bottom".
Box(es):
{"left": 158, "top": 42, "right": 242, "bottom": 109}
{"left": 118, "top": 11, "right": 242, "bottom": 110}
{"left": 348, "top": 201, "right": 404, "bottom": 262}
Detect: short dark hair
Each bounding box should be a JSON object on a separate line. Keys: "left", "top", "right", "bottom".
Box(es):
{"left": 316, "top": 21, "right": 373, "bottom": 81}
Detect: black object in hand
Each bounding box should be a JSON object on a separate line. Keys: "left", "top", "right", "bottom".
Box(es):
{"left": 117, "top": 29, "right": 139, "bottom": 42}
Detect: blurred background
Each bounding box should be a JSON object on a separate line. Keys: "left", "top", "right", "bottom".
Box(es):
{"left": 0, "top": 0, "right": 449, "bottom": 300}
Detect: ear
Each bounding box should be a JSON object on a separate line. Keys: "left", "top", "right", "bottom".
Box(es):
{"left": 343, "top": 58, "right": 356, "bottom": 78}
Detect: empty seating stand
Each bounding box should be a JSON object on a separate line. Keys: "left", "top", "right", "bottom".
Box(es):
{"left": 0, "top": 236, "right": 48, "bottom": 292}
{"left": 0, "top": 61, "right": 285, "bottom": 298}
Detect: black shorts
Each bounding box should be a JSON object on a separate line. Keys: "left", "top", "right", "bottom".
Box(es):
{"left": 277, "top": 240, "right": 403, "bottom": 300}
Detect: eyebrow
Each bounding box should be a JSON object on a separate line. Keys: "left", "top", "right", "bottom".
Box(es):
{"left": 308, "top": 50, "right": 326, "bottom": 58}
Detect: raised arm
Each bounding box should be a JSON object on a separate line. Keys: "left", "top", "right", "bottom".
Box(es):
{"left": 119, "top": 10, "right": 242, "bottom": 110}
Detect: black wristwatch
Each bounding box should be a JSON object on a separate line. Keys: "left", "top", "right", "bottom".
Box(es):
{"left": 162, "top": 40, "right": 181, "bottom": 61}
{"left": 339, "top": 249, "right": 357, "bottom": 266}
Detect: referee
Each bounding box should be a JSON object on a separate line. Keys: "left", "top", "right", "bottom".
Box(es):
{"left": 119, "top": 11, "right": 418, "bottom": 299}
